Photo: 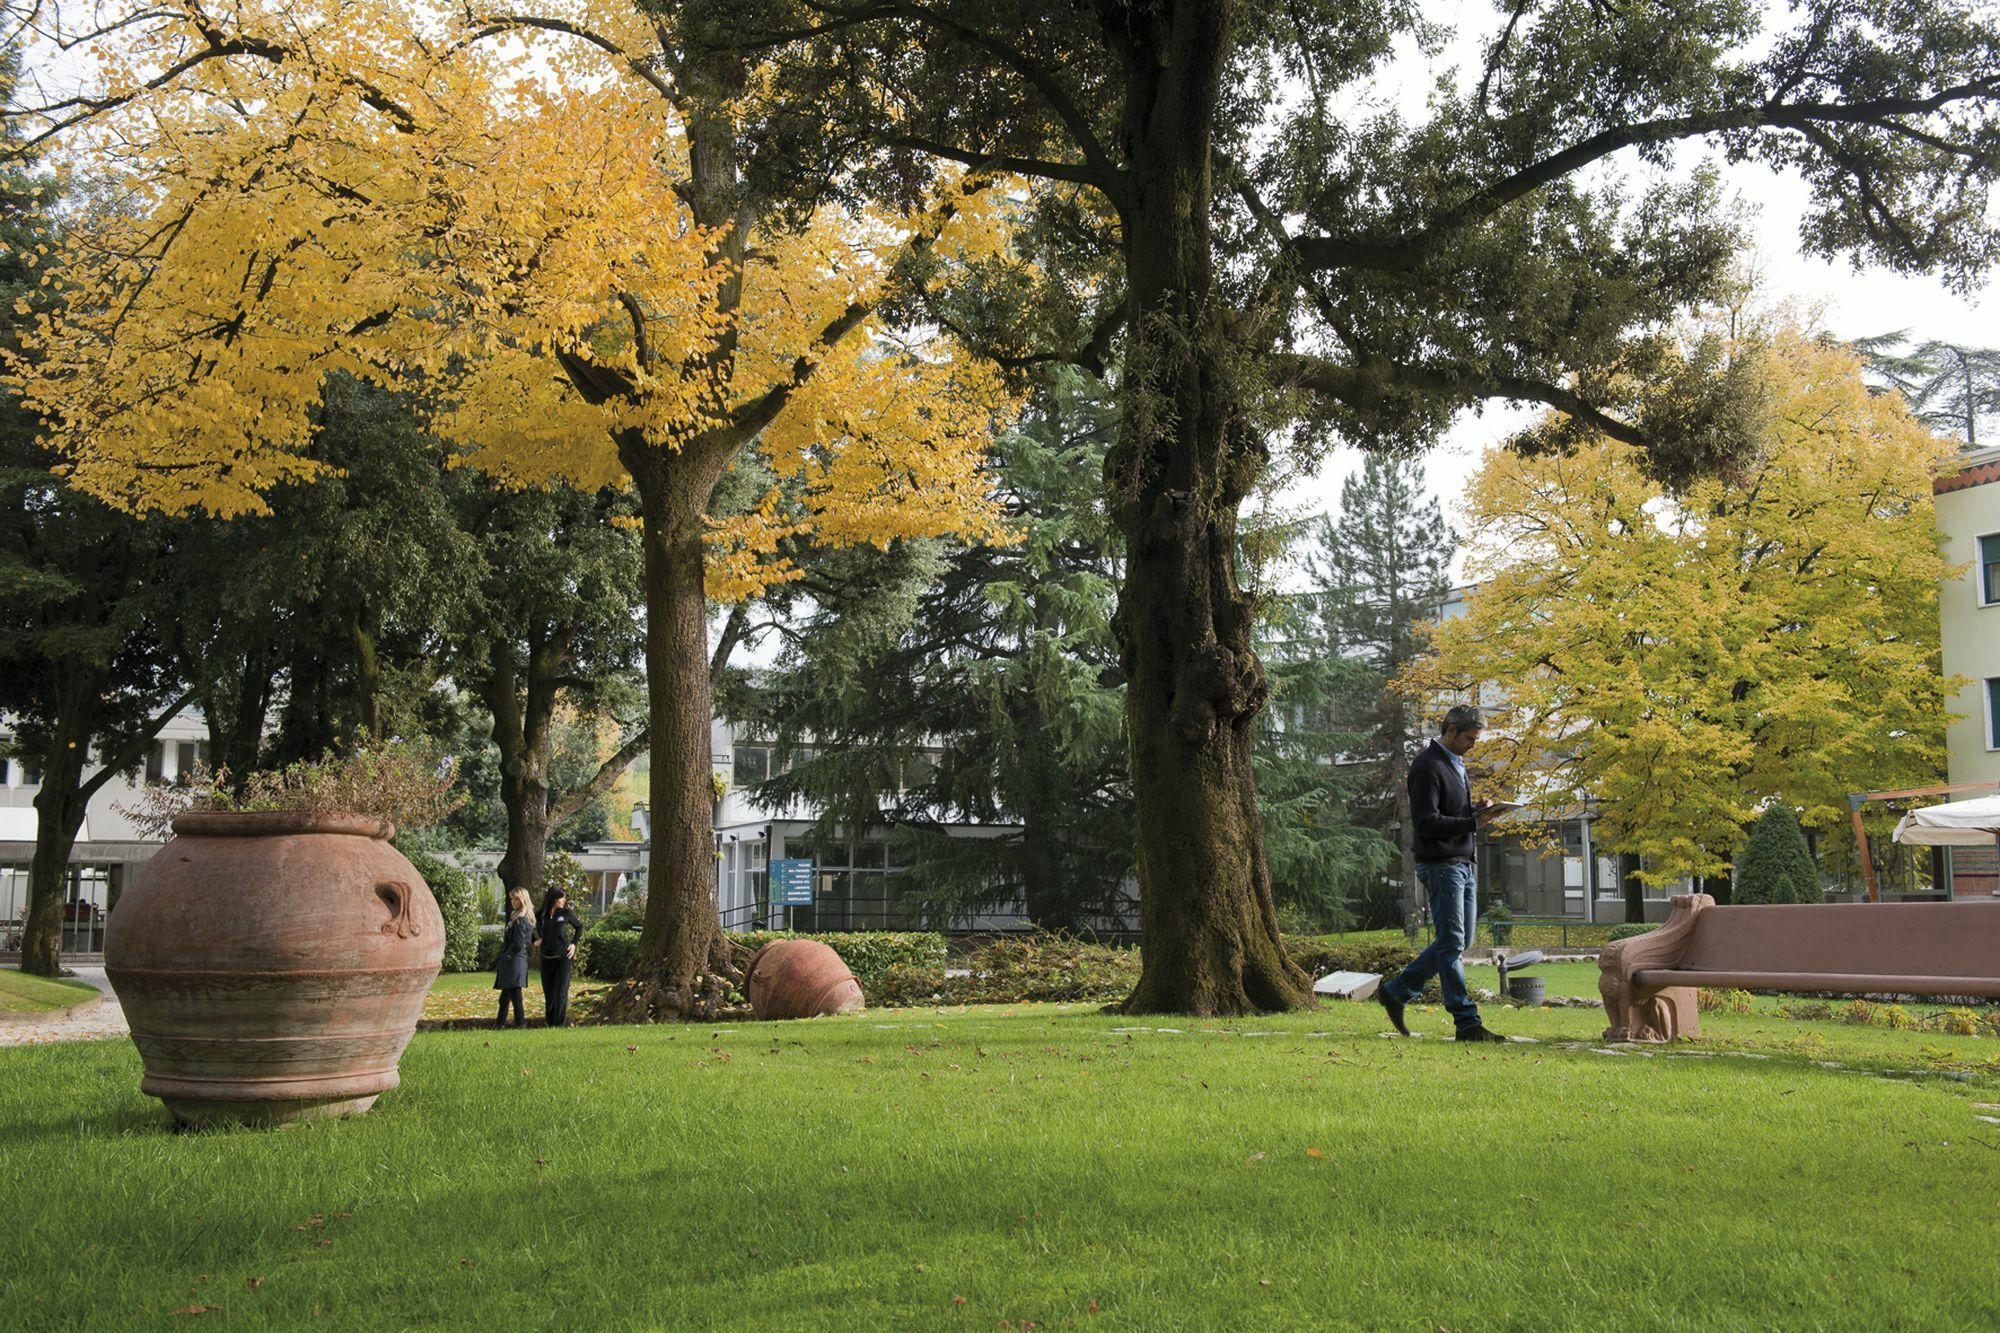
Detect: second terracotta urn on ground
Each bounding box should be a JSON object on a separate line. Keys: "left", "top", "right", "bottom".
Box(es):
{"left": 106, "top": 811, "right": 444, "bottom": 1127}
{"left": 745, "top": 939, "right": 866, "bottom": 1019}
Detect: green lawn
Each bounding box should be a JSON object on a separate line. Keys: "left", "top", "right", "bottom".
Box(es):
{"left": 4, "top": 995, "right": 1997, "bottom": 1329}
{"left": 0, "top": 968, "right": 100, "bottom": 1015}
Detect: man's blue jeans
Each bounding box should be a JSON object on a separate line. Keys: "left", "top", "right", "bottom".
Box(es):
{"left": 1384, "top": 860, "right": 1481, "bottom": 1031}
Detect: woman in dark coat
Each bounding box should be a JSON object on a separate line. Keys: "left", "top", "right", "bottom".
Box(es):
{"left": 493, "top": 887, "right": 534, "bottom": 1029}
{"left": 537, "top": 888, "right": 584, "bottom": 1028}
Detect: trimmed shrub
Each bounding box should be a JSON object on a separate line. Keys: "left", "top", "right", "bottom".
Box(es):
{"left": 1736, "top": 805, "right": 1820, "bottom": 904}
{"left": 1606, "top": 923, "right": 1656, "bottom": 943}
{"left": 727, "top": 931, "right": 948, "bottom": 987}
{"left": 476, "top": 925, "right": 505, "bottom": 972}
{"left": 403, "top": 849, "right": 480, "bottom": 972}
{"left": 580, "top": 928, "right": 641, "bottom": 981}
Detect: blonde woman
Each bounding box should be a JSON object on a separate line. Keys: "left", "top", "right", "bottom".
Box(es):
{"left": 493, "top": 887, "right": 535, "bottom": 1029}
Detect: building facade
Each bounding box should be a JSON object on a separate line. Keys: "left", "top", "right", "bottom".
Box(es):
{"left": 0, "top": 710, "right": 213, "bottom": 955}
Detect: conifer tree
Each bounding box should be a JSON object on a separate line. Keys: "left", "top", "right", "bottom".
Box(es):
{"left": 744, "top": 369, "right": 1133, "bottom": 930}
{"left": 1300, "top": 456, "right": 1454, "bottom": 930}
{"left": 1735, "top": 805, "right": 1821, "bottom": 906}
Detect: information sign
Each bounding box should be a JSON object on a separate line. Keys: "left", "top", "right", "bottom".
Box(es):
{"left": 771, "top": 858, "right": 815, "bottom": 906}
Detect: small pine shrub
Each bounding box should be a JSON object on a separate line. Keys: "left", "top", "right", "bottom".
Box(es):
{"left": 1735, "top": 805, "right": 1820, "bottom": 904}
{"left": 401, "top": 849, "right": 480, "bottom": 972}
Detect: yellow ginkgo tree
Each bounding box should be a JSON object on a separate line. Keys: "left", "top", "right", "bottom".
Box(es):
{"left": 1399, "top": 329, "right": 1961, "bottom": 886}
{"left": 9, "top": 0, "right": 1020, "bottom": 1017}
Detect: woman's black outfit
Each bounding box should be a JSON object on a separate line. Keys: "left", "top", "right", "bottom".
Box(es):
{"left": 538, "top": 906, "right": 583, "bottom": 1027}
{"left": 493, "top": 915, "right": 533, "bottom": 1028}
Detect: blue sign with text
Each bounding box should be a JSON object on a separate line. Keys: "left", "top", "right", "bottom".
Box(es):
{"left": 772, "top": 858, "right": 815, "bottom": 906}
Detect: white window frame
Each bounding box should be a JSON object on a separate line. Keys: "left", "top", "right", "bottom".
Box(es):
{"left": 1986, "top": 677, "right": 2000, "bottom": 751}
{"left": 1979, "top": 532, "right": 2000, "bottom": 607}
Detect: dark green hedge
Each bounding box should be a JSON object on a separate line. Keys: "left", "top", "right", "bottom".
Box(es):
{"left": 403, "top": 849, "right": 480, "bottom": 972}
{"left": 727, "top": 931, "right": 948, "bottom": 986}
{"left": 1606, "top": 923, "right": 1656, "bottom": 942}
{"left": 579, "top": 928, "right": 640, "bottom": 980}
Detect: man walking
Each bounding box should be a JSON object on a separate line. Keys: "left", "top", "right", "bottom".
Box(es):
{"left": 1377, "top": 704, "right": 1506, "bottom": 1042}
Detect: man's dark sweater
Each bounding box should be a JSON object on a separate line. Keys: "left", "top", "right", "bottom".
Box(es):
{"left": 1409, "top": 739, "right": 1478, "bottom": 863}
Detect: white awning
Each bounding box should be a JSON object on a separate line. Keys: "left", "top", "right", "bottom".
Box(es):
{"left": 1892, "top": 795, "right": 2000, "bottom": 846}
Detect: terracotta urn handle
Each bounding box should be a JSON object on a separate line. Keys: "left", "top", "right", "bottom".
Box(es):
{"left": 375, "top": 881, "right": 421, "bottom": 939}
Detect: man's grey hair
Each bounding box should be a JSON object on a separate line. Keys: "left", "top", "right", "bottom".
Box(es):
{"left": 1440, "top": 704, "right": 1483, "bottom": 734}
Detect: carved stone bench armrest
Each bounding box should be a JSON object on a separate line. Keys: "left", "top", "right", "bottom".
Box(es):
{"left": 1599, "top": 893, "right": 1713, "bottom": 1043}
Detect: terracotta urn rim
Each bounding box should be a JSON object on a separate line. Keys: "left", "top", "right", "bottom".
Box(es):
{"left": 170, "top": 810, "right": 397, "bottom": 841}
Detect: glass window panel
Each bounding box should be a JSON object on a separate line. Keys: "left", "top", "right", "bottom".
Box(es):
{"left": 733, "top": 745, "right": 769, "bottom": 786}
{"left": 1983, "top": 534, "right": 2000, "bottom": 603}
{"left": 1989, "top": 678, "right": 2000, "bottom": 749}
{"left": 145, "top": 742, "right": 165, "bottom": 785}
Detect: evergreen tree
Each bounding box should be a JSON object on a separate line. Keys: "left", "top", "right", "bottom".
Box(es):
{"left": 1736, "top": 806, "right": 1821, "bottom": 905}
{"left": 1251, "top": 605, "right": 1395, "bottom": 933}
{"left": 743, "top": 369, "right": 1133, "bottom": 930}
{"left": 1852, "top": 333, "right": 2000, "bottom": 450}
{"left": 1301, "top": 456, "right": 1454, "bottom": 930}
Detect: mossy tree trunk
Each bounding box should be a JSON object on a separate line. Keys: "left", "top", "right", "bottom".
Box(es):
{"left": 1108, "top": 9, "right": 1311, "bottom": 1015}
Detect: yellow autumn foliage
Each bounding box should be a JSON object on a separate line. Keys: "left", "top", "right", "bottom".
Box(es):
{"left": 1399, "top": 330, "right": 1962, "bottom": 879}
{"left": 10, "top": 0, "right": 1022, "bottom": 596}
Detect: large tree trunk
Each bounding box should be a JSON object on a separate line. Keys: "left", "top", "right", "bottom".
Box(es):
{"left": 483, "top": 639, "right": 556, "bottom": 898}
{"left": 20, "top": 670, "right": 99, "bottom": 976}
{"left": 1109, "top": 8, "right": 1311, "bottom": 1015}
{"left": 598, "top": 442, "right": 743, "bottom": 1021}
{"left": 1019, "top": 791, "right": 1067, "bottom": 930}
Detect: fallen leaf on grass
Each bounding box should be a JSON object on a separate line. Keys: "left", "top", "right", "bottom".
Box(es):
{"left": 1244, "top": 1152, "right": 1266, "bottom": 1164}
{"left": 951, "top": 1295, "right": 968, "bottom": 1305}
{"left": 532, "top": 1157, "right": 550, "bottom": 1167}
{"left": 1305, "top": 1147, "right": 1326, "bottom": 1159}
{"left": 245, "top": 1278, "right": 264, "bottom": 1290}
{"left": 460, "top": 1259, "right": 475, "bottom": 1268}
{"left": 169, "top": 1305, "right": 215, "bottom": 1316}
{"left": 1257, "top": 1279, "right": 1272, "bottom": 1288}
{"left": 626, "top": 1045, "right": 638, "bottom": 1054}
{"left": 312, "top": 1239, "right": 334, "bottom": 1249}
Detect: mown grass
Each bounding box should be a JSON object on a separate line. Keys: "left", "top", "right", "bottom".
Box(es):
{"left": 0, "top": 968, "right": 100, "bottom": 1015}
{"left": 5, "top": 993, "right": 1998, "bottom": 1331}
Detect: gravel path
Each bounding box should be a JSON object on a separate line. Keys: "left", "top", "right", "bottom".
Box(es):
{"left": 0, "top": 966, "right": 130, "bottom": 1047}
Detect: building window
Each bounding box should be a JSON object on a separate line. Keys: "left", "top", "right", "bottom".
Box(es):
{"left": 732, "top": 744, "right": 770, "bottom": 786}
{"left": 1988, "top": 678, "right": 2000, "bottom": 750}
{"left": 1983, "top": 533, "right": 2000, "bottom": 605}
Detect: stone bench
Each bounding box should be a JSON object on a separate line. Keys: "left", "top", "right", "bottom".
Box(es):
{"left": 1598, "top": 894, "right": 2000, "bottom": 1042}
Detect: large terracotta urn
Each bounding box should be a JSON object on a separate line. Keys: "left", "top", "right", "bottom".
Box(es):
{"left": 745, "top": 939, "right": 865, "bottom": 1019}
{"left": 105, "top": 811, "right": 444, "bottom": 1126}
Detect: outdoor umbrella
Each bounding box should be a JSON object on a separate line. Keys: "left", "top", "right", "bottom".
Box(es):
{"left": 1892, "top": 795, "right": 2000, "bottom": 846}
